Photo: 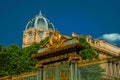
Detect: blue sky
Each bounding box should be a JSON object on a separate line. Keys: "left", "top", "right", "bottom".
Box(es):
{"left": 0, "top": 0, "right": 120, "bottom": 47}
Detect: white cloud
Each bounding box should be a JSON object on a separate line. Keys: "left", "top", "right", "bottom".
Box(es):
{"left": 101, "top": 33, "right": 120, "bottom": 42}
{"left": 100, "top": 33, "right": 120, "bottom": 45}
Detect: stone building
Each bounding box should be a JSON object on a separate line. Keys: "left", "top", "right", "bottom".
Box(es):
{"left": 86, "top": 35, "right": 120, "bottom": 79}
{"left": 0, "top": 12, "right": 120, "bottom": 80}
{"left": 22, "top": 12, "right": 55, "bottom": 48}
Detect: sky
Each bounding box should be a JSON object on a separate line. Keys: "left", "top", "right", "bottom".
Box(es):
{"left": 0, "top": 0, "right": 120, "bottom": 47}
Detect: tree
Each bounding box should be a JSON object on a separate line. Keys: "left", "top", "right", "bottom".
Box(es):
{"left": 77, "top": 35, "right": 99, "bottom": 60}
{"left": 0, "top": 35, "right": 105, "bottom": 79}
{"left": 77, "top": 35, "right": 104, "bottom": 80}
{"left": 0, "top": 47, "right": 10, "bottom": 76}
{"left": 0, "top": 37, "right": 49, "bottom": 77}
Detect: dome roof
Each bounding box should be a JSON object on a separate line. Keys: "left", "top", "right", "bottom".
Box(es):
{"left": 25, "top": 12, "right": 55, "bottom": 31}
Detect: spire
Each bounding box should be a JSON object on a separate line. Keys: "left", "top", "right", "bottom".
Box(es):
{"left": 39, "top": 10, "right": 42, "bottom": 15}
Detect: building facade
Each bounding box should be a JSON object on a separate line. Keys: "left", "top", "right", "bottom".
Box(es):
{"left": 1, "top": 11, "right": 120, "bottom": 80}
{"left": 22, "top": 12, "right": 55, "bottom": 48}
{"left": 20, "top": 12, "right": 120, "bottom": 80}
{"left": 86, "top": 35, "right": 120, "bottom": 79}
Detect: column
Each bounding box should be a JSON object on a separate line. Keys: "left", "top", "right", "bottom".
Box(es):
{"left": 71, "top": 63, "right": 74, "bottom": 80}
{"left": 74, "top": 62, "right": 78, "bottom": 80}
{"left": 78, "top": 68, "right": 82, "bottom": 80}
{"left": 71, "top": 62, "right": 78, "bottom": 80}
{"left": 118, "top": 61, "right": 120, "bottom": 78}
{"left": 116, "top": 62, "right": 119, "bottom": 78}
{"left": 107, "top": 62, "right": 110, "bottom": 78}
{"left": 37, "top": 68, "right": 43, "bottom": 80}
{"left": 55, "top": 64, "right": 58, "bottom": 80}
{"left": 43, "top": 68, "right": 45, "bottom": 80}
{"left": 113, "top": 62, "right": 117, "bottom": 77}
{"left": 109, "top": 62, "right": 113, "bottom": 79}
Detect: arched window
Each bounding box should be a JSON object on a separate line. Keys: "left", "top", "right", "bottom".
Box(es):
{"left": 36, "top": 18, "right": 46, "bottom": 30}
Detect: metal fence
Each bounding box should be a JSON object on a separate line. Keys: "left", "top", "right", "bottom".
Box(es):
{"left": 78, "top": 62, "right": 120, "bottom": 80}
{"left": 0, "top": 72, "right": 37, "bottom": 80}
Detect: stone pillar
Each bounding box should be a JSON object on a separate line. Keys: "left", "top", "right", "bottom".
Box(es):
{"left": 78, "top": 68, "right": 82, "bottom": 80}
{"left": 109, "top": 62, "right": 113, "bottom": 76}
{"left": 37, "top": 64, "right": 43, "bottom": 80}
{"left": 55, "top": 64, "right": 59, "bottom": 80}
{"left": 71, "top": 62, "right": 78, "bottom": 80}
{"left": 107, "top": 62, "right": 113, "bottom": 79}
{"left": 114, "top": 62, "right": 117, "bottom": 77}
{"left": 112, "top": 62, "right": 115, "bottom": 79}
{"left": 74, "top": 62, "right": 78, "bottom": 80}
{"left": 43, "top": 68, "right": 45, "bottom": 80}
{"left": 118, "top": 61, "right": 120, "bottom": 78}
{"left": 37, "top": 68, "right": 43, "bottom": 80}
{"left": 71, "top": 63, "right": 74, "bottom": 80}
{"left": 106, "top": 62, "right": 110, "bottom": 78}
{"left": 116, "top": 62, "right": 119, "bottom": 78}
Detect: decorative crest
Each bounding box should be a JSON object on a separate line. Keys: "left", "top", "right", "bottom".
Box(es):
{"left": 41, "top": 30, "right": 72, "bottom": 49}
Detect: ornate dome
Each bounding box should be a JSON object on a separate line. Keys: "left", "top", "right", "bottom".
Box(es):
{"left": 25, "top": 12, "right": 55, "bottom": 31}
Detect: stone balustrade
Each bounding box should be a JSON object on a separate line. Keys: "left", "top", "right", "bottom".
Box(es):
{"left": 86, "top": 35, "right": 120, "bottom": 56}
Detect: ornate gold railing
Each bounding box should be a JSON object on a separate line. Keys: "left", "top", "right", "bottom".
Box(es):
{"left": 0, "top": 72, "right": 37, "bottom": 80}
{"left": 0, "top": 57, "right": 119, "bottom": 80}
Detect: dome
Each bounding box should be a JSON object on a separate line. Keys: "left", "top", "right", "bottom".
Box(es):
{"left": 26, "top": 18, "right": 35, "bottom": 29}
{"left": 25, "top": 12, "right": 55, "bottom": 31}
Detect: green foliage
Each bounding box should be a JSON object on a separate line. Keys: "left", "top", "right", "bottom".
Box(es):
{"left": 0, "top": 44, "right": 20, "bottom": 76}
{"left": 80, "top": 65, "right": 105, "bottom": 80}
{"left": 77, "top": 35, "right": 99, "bottom": 60}
{"left": 0, "top": 37, "right": 49, "bottom": 77}
{"left": 77, "top": 35, "right": 105, "bottom": 80}
{"left": 0, "top": 35, "right": 104, "bottom": 80}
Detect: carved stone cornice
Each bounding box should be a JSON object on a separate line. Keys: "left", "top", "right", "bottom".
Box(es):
{"left": 32, "top": 30, "right": 86, "bottom": 61}
{"left": 33, "top": 30, "right": 86, "bottom": 69}
{"left": 32, "top": 43, "right": 85, "bottom": 61}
